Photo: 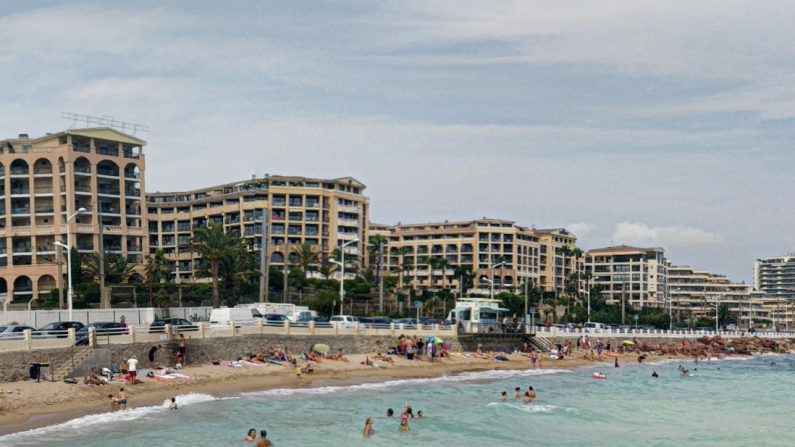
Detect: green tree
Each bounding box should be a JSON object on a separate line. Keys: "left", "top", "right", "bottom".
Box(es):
{"left": 305, "top": 289, "right": 339, "bottom": 317}
{"left": 291, "top": 243, "right": 319, "bottom": 276}
{"left": 218, "top": 249, "right": 258, "bottom": 307}
{"left": 81, "top": 252, "right": 135, "bottom": 284}
{"left": 189, "top": 223, "right": 244, "bottom": 308}
{"left": 144, "top": 249, "right": 170, "bottom": 308}
{"left": 318, "top": 260, "right": 337, "bottom": 280}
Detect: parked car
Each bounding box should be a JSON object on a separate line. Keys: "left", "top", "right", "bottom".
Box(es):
{"left": 420, "top": 318, "right": 442, "bottom": 326}
{"left": 262, "top": 314, "right": 289, "bottom": 323}
{"left": 75, "top": 322, "right": 125, "bottom": 345}
{"left": 148, "top": 318, "right": 199, "bottom": 334}
{"left": 359, "top": 316, "right": 392, "bottom": 326}
{"left": 583, "top": 322, "right": 607, "bottom": 331}
{"left": 209, "top": 307, "right": 263, "bottom": 327}
{"left": 0, "top": 324, "right": 35, "bottom": 339}
{"left": 329, "top": 315, "right": 360, "bottom": 328}
{"left": 36, "top": 321, "right": 85, "bottom": 338}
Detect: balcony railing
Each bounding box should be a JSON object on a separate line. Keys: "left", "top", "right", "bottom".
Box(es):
{"left": 74, "top": 185, "right": 92, "bottom": 192}
{"left": 10, "top": 168, "right": 28, "bottom": 175}
{"left": 35, "top": 206, "right": 54, "bottom": 214}
{"left": 98, "top": 188, "right": 121, "bottom": 196}
{"left": 10, "top": 188, "right": 30, "bottom": 195}
{"left": 11, "top": 207, "right": 30, "bottom": 215}
{"left": 74, "top": 166, "right": 91, "bottom": 174}
{"left": 97, "top": 169, "right": 119, "bottom": 177}
{"left": 125, "top": 172, "right": 140, "bottom": 179}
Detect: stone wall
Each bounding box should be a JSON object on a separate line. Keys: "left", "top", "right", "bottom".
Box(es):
{"left": 1, "top": 333, "right": 461, "bottom": 382}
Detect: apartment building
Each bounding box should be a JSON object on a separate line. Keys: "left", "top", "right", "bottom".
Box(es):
{"left": 375, "top": 218, "right": 542, "bottom": 293}
{"left": 146, "top": 176, "right": 368, "bottom": 281}
{"left": 535, "top": 228, "right": 581, "bottom": 297}
{"left": 585, "top": 245, "right": 666, "bottom": 308}
{"left": 754, "top": 254, "right": 795, "bottom": 300}
{"left": 667, "top": 264, "right": 750, "bottom": 319}
{"left": 0, "top": 128, "right": 147, "bottom": 303}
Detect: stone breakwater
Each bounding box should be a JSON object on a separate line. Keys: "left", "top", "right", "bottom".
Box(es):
{"left": 627, "top": 336, "right": 795, "bottom": 357}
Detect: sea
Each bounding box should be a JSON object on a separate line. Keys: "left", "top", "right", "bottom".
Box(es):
{"left": 1, "top": 354, "right": 793, "bottom": 446}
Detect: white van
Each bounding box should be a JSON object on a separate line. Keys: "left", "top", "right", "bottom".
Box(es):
{"left": 290, "top": 310, "right": 318, "bottom": 323}
{"left": 209, "top": 307, "right": 262, "bottom": 327}
{"left": 329, "top": 315, "right": 359, "bottom": 328}
{"left": 583, "top": 322, "right": 607, "bottom": 332}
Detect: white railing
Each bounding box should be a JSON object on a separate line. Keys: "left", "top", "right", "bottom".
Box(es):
{"left": 532, "top": 326, "right": 795, "bottom": 339}
{"left": 1, "top": 321, "right": 457, "bottom": 352}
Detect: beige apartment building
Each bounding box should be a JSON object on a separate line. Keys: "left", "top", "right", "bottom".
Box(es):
{"left": 374, "top": 218, "right": 549, "bottom": 293}
{"left": 585, "top": 245, "right": 667, "bottom": 308}
{"left": 667, "top": 264, "right": 749, "bottom": 316}
{"left": 146, "top": 176, "right": 368, "bottom": 281}
{"left": 0, "top": 128, "right": 147, "bottom": 304}
{"left": 753, "top": 254, "right": 795, "bottom": 300}
{"left": 535, "top": 228, "right": 581, "bottom": 297}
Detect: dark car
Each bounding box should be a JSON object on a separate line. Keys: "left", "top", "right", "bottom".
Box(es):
{"left": 75, "top": 322, "right": 126, "bottom": 345}
{"left": 37, "top": 321, "right": 85, "bottom": 338}
{"left": 262, "top": 314, "right": 289, "bottom": 323}
{"left": 148, "top": 318, "right": 199, "bottom": 334}
{"left": 359, "top": 316, "right": 392, "bottom": 326}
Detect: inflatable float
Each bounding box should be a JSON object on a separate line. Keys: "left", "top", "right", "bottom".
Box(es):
{"left": 592, "top": 372, "right": 606, "bottom": 379}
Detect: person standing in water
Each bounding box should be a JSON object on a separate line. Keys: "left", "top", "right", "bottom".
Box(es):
{"left": 254, "top": 430, "right": 270, "bottom": 447}
{"left": 363, "top": 417, "right": 374, "bottom": 437}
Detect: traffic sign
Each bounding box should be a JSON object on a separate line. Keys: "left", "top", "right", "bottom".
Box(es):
{"left": 413, "top": 300, "right": 422, "bottom": 309}
{"left": 633, "top": 314, "right": 639, "bottom": 321}
{"left": 527, "top": 307, "right": 536, "bottom": 314}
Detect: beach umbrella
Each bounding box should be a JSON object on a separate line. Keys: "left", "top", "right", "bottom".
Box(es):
{"left": 313, "top": 343, "right": 330, "bottom": 354}
{"left": 622, "top": 340, "right": 635, "bottom": 346}
{"left": 425, "top": 336, "right": 443, "bottom": 344}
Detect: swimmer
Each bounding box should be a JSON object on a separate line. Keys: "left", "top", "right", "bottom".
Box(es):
{"left": 169, "top": 397, "right": 178, "bottom": 410}
{"left": 416, "top": 410, "right": 424, "bottom": 418}
{"left": 526, "top": 386, "right": 536, "bottom": 400}
{"left": 513, "top": 387, "right": 521, "bottom": 398}
{"left": 400, "top": 418, "right": 410, "bottom": 432}
{"left": 500, "top": 391, "right": 508, "bottom": 401}
{"left": 523, "top": 390, "right": 534, "bottom": 404}
{"left": 255, "top": 430, "right": 271, "bottom": 447}
{"left": 363, "top": 417, "right": 374, "bottom": 437}
{"left": 244, "top": 428, "right": 257, "bottom": 442}
{"left": 652, "top": 371, "right": 659, "bottom": 378}
{"left": 387, "top": 408, "right": 394, "bottom": 417}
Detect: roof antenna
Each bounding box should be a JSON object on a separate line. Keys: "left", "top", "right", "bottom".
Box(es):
{"left": 61, "top": 112, "right": 149, "bottom": 135}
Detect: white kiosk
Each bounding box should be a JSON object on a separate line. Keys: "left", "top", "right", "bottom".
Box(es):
{"left": 446, "top": 298, "right": 508, "bottom": 333}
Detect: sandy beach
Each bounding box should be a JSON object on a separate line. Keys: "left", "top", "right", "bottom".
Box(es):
{"left": 0, "top": 350, "right": 671, "bottom": 435}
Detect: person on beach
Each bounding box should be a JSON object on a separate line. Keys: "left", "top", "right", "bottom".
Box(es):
{"left": 530, "top": 350, "right": 539, "bottom": 368}
{"left": 108, "top": 394, "right": 119, "bottom": 411}
{"left": 244, "top": 429, "right": 257, "bottom": 441}
{"left": 149, "top": 344, "right": 162, "bottom": 367}
{"left": 177, "top": 333, "right": 187, "bottom": 366}
{"left": 614, "top": 358, "right": 619, "bottom": 368}
{"left": 127, "top": 356, "right": 138, "bottom": 383}
{"left": 254, "top": 430, "right": 270, "bottom": 447}
{"left": 169, "top": 397, "right": 178, "bottom": 410}
{"left": 363, "top": 417, "right": 374, "bottom": 437}
{"left": 116, "top": 388, "right": 128, "bottom": 410}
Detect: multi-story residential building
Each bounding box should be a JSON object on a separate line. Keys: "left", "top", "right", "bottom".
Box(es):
{"left": 754, "top": 254, "right": 795, "bottom": 300}
{"left": 0, "top": 128, "right": 147, "bottom": 304}
{"left": 375, "top": 218, "right": 542, "bottom": 293}
{"left": 146, "top": 176, "right": 368, "bottom": 282}
{"left": 585, "top": 245, "right": 666, "bottom": 308}
{"left": 535, "top": 228, "right": 580, "bottom": 297}
{"left": 667, "top": 264, "right": 750, "bottom": 319}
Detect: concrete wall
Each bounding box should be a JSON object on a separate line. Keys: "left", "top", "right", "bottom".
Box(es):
{"left": 0, "top": 348, "right": 64, "bottom": 382}
{"left": 0, "top": 307, "right": 212, "bottom": 327}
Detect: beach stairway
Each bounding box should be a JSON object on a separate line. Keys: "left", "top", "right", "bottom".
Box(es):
{"left": 527, "top": 336, "right": 552, "bottom": 353}
{"left": 49, "top": 346, "right": 93, "bottom": 381}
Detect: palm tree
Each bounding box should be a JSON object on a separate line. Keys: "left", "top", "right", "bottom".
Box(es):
{"left": 82, "top": 252, "right": 135, "bottom": 284}
{"left": 453, "top": 264, "right": 473, "bottom": 297}
{"left": 291, "top": 243, "right": 319, "bottom": 277}
{"left": 219, "top": 249, "right": 258, "bottom": 307}
{"left": 426, "top": 256, "right": 442, "bottom": 292}
{"left": 189, "top": 223, "right": 244, "bottom": 308}
{"left": 319, "top": 259, "right": 338, "bottom": 280}
{"left": 144, "top": 249, "right": 170, "bottom": 307}
{"left": 493, "top": 255, "right": 507, "bottom": 293}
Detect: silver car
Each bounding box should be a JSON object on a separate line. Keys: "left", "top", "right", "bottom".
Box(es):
{"left": 0, "top": 324, "right": 35, "bottom": 340}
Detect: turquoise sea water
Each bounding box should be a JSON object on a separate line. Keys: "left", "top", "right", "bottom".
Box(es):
{"left": 2, "top": 354, "right": 793, "bottom": 447}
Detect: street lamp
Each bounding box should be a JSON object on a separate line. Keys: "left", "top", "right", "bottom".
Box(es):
{"left": 58, "top": 207, "right": 87, "bottom": 321}
{"left": 331, "top": 237, "right": 359, "bottom": 315}
{"left": 490, "top": 261, "right": 505, "bottom": 299}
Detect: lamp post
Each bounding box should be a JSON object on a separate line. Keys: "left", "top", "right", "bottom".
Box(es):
{"left": 490, "top": 261, "right": 505, "bottom": 299}
{"left": 58, "top": 207, "right": 87, "bottom": 321}
{"left": 331, "top": 238, "right": 359, "bottom": 315}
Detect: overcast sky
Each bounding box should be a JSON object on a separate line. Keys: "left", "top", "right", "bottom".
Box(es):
{"left": 1, "top": 1, "right": 793, "bottom": 283}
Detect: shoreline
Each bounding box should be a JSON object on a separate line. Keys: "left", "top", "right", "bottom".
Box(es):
{"left": 0, "top": 352, "right": 652, "bottom": 436}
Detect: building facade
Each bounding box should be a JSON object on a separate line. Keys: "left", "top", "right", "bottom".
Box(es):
{"left": 754, "top": 254, "right": 795, "bottom": 300}
{"left": 585, "top": 245, "right": 667, "bottom": 308}
{"left": 0, "top": 128, "right": 147, "bottom": 303}
{"left": 667, "top": 264, "right": 750, "bottom": 319}
{"left": 535, "top": 228, "right": 580, "bottom": 297}
{"left": 374, "top": 218, "right": 548, "bottom": 293}
{"left": 146, "top": 176, "right": 368, "bottom": 281}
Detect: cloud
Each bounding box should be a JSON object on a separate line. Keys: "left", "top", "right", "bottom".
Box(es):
{"left": 612, "top": 222, "right": 723, "bottom": 248}
{"left": 568, "top": 222, "right": 596, "bottom": 239}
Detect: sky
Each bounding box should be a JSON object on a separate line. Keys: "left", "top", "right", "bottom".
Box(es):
{"left": 1, "top": 0, "right": 793, "bottom": 283}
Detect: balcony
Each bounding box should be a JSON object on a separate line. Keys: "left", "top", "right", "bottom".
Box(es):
{"left": 10, "top": 168, "right": 28, "bottom": 176}
{"left": 124, "top": 172, "right": 140, "bottom": 180}
{"left": 97, "top": 188, "right": 121, "bottom": 196}
{"left": 33, "top": 186, "right": 54, "bottom": 195}
{"left": 34, "top": 206, "right": 54, "bottom": 214}
{"left": 99, "top": 206, "right": 121, "bottom": 215}
{"left": 96, "top": 147, "right": 119, "bottom": 157}
{"left": 125, "top": 188, "right": 141, "bottom": 197}
{"left": 74, "top": 166, "right": 91, "bottom": 175}
{"left": 125, "top": 208, "right": 141, "bottom": 216}
{"left": 10, "top": 188, "right": 30, "bottom": 196}
{"left": 96, "top": 169, "right": 119, "bottom": 178}
{"left": 11, "top": 207, "right": 30, "bottom": 215}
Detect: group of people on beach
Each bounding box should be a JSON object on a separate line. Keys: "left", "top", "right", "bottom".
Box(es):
{"left": 394, "top": 335, "right": 450, "bottom": 361}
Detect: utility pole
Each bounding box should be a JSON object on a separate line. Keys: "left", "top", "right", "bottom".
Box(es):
{"left": 378, "top": 241, "right": 384, "bottom": 313}
{"left": 98, "top": 208, "right": 107, "bottom": 308}
{"left": 258, "top": 210, "right": 270, "bottom": 302}
{"left": 622, "top": 281, "right": 628, "bottom": 325}
{"left": 56, "top": 245, "right": 64, "bottom": 309}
